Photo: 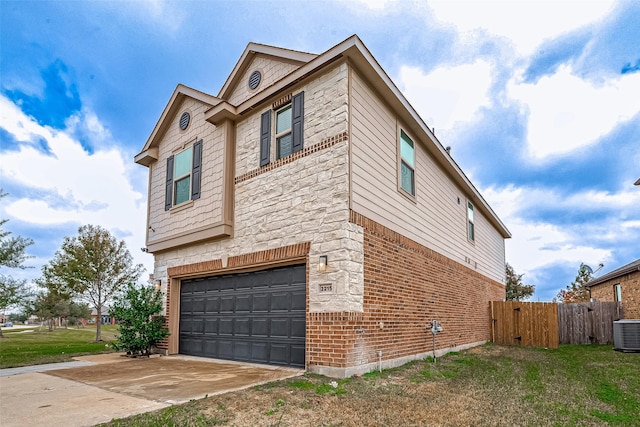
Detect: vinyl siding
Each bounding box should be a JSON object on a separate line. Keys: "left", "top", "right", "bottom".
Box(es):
{"left": 350, "top": 70, "right": 505, "bottom": 283}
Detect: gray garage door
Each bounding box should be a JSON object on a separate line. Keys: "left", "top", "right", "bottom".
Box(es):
{"left": 179, "top": 264, "right": 306, "bottom": 367}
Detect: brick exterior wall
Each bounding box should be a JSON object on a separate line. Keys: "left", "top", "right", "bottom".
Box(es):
{"left": 306, "top": 212, "right": 505, "bottom": 377}
{"left": 590, "top": 270, "right": 640, "bottom": 319}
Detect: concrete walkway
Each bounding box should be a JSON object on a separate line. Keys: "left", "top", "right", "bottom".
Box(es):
{"left": 0, "top": 360, "right": 95, "bottom": 377}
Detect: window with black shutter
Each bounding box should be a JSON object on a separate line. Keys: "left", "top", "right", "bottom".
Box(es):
{"left": 259, "top": 91, "right": 304, "bottom": 166}
{"left": 165, "top": 140, "right": 203, "bottom": 210}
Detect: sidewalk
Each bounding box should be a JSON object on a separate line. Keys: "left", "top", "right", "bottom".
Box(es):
{"left": 0, "top": 360, "right": 96, "bottom": 377}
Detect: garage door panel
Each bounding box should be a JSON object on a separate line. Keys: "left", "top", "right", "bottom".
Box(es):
{"left": 235, "top": 317, "right": 250, "bottom": 336}
{"left": 234, "top": 341, "right": 250, "bottom": 360}
{"left": 291, "top": 318, "right": 305, "bottom": 338}
{"left": 236, "top": 294, "right": 252, "bottom": 312}
{"left": 292, "top": 290, "right": 306, "bottom": 311}
{"left": 219, "top": 340, "right": 234, "bottom": 358}
{"left": 219, "top": 318, "right": 234, "bottom": 335}
{"left": 203, "top": 339, "right": 218, "bottom": 356}
{"left": 291, "top": 345, "right": 305, "bottom": 366}
{"left": 270, "top": 343, "right": 289, "bottom": 364}
{"left": 205, "top": 295, "right": 220, "bottom": 312}
{"left": 271, "top": 292, "right": 290, "bottom": 311}
{"left": 252, "top": 318, "right": 269, "bottom": 336}
{"left": 205, "top": 318, "right": 218, "bottom": 334}
{"left": 192, "top": 297, "right": 206, "bottom": 313}
{"left": 251, "top": 342, "right": 269, "bottom": 362}
{"left": 253, "top": 293, "right": 270, "bottom": 311}
{"left": 220, "top": 296, "right": 235, "bottom": 312}
{"left": 271, "top": 318, "right": 291, "bottom": 338}
{"left": 180, "top": 264, "right": 306, "bottom": 367}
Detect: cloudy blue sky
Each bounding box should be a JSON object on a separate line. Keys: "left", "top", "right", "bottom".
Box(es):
{"left": 1, "top": 0, "right": 638, "bottom": 301}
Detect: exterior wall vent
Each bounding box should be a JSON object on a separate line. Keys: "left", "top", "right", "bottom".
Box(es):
{"left": 248, "top": 70, "right": 262, "bottom": 90}
{"left": 179, "top": 112, "right": 190, "bottom": 130}
{"left": 613, "top": 320, "right": 640, "bottom": 352}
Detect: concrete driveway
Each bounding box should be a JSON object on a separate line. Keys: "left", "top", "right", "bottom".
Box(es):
{"left": 0, "top": 353, "right": 302, "bottom": 427}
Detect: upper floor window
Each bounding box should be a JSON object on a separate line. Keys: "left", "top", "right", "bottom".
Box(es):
{"left": 276, "top": 105, "right": 293, "bottom": 159}
{"left": 174, "top": 147, "right": 193, "bottom": 205}
{"left": 614, "top": 283, "right": 622, "bottom": 302}
{"left": 399, "top": 130, "right": 415, "bottom": 196}
{"left": 165, "top": 140, "right": 202, "bottom": 210}
{"left": 260, "top": 91, "right": 304, "bottom": 166}
{"left": 467, "top": 201, "right": 475, "bottom": 242}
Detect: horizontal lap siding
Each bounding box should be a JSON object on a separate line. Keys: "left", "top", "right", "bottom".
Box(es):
{"left": 350, "top": 69, "right": 505, "bottom": 283}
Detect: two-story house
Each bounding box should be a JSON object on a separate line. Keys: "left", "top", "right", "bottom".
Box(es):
{"left": 135, "top": 35, "right": 511, "bottom": 378}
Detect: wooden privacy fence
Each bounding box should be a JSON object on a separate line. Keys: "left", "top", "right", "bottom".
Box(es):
{"left": 490, "top": 301, "right": 559, "bottom": 348}
{"left": 558, "top": 302, "right": 623, "bottom": 344}
{"left": 490, "top": 301, "right": 623, "bottom": 348}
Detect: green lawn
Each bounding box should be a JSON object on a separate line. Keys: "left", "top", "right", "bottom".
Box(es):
{"left": 100, "top": 344, "right": 640, "bottom": 427}
{"left": 0, "top": 325, "right": 118, "bottom": 368}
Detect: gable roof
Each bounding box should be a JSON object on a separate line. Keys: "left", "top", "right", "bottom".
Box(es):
{"left": 135, "top": 84, "right": 220, "bottom": 166}
{"left": 217, "top": 42, "right": 317, "bottom": 100}
{"left": 586, "top": 258, "right": 640, "bottom": 288}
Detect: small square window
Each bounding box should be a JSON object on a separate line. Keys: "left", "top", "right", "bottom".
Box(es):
{"left": 399, "top": 130, "right": 415, "bottom": 196}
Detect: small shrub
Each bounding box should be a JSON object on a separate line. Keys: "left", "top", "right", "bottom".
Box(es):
{"left": 110, "top": 284, "right": 169, "bottom": 357}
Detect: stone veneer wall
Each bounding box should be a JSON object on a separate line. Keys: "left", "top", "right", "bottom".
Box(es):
{"left": 590, "top": 271, "right": 640, "bottom": 319}
{"left": 306, "top": 211, "right": 506, "bottom": 378}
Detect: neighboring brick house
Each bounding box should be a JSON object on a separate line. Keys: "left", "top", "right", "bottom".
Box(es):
{"left": 135, "top": 35, "right": 510, "bottom": 377}
{"left": 587, "top": 259, "right": 640, "bottom": 319}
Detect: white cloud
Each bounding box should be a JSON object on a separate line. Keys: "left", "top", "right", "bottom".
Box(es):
{"left": 508, "top": 65, "right": 640, "bottom": 159}
{"left": 428, "top": 0, "right": 615, "bottom": 55}
{"left": 352, "top": 0, "right": 398, "bottom": 10}
{"left": 0, "top": 94, "right": 152, "bottom": 276}
{"left": 481, "top": 184, "right": 640, "bottom": 279}
{"left": 398, "top": 60, "right": 493, "bottom": 136}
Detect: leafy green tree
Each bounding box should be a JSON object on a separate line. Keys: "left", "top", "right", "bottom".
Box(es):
{"left": 40, "top": 224, "right": 144, "bottom": 341}
{"left": 32, "top": 291, "right": 69, "bottom": 331}
{"left": 110, "top": 283, "right": 169, "bottom": 357}
{"left": 0, "top": 190, "right": 34, "bottom": 337}
{"left": 554, "top": 263, "right": 593, "bottom": 303}
{"left": 68, "top": 301, "right": 91, "bottom": 326}
{"left": 505, "top": 263, "right": 535, "bottom": 301}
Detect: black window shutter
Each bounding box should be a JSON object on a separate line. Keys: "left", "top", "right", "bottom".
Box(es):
{"left": 260, "top": 110, "right": 271, "bottom": 166}
{"left": 165, "top": 155, "right": 174, "bottom": 211}
{"left": 191, "top": 139, "right": 202, "bottom": 200}
{"left": 291, "top": 91, "right": 304, "bottom": 153}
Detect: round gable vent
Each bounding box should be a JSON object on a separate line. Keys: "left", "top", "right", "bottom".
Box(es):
{"left": 248, "top": 70, "right": 262, "bottom": 90}
{"left": 179, "top": 112, "right": 190, "bottom": 130}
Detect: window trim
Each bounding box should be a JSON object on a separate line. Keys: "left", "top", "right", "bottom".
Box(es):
{"left": 467, "top": 200, "right": 475, "bottom": 243}
{"left": 397, "top": 127, "right": 416, "bottom": 201}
